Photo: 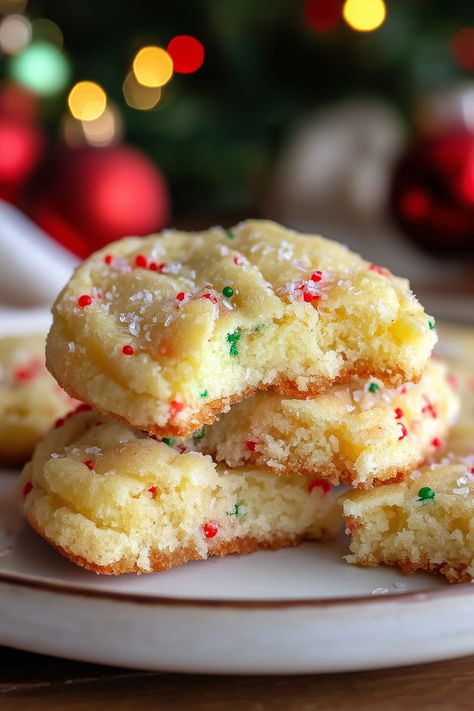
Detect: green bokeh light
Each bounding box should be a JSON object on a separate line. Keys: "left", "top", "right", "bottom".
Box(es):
{"left": 10, "top": 41, "right": 71, "bottom": 96}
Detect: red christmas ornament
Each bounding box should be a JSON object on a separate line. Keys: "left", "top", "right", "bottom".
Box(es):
{"left": 0, "top": 116, "right": 44, "bottom": 204}
{"left": 391, "top": 130, "right": 474, "bottom": 254}
{"left": 29, "top": 145, "right": 170, "bottom": 258}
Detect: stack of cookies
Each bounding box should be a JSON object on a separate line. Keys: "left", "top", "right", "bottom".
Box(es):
{"left": 19, "top": 220, "right": 464, "bottom": 578}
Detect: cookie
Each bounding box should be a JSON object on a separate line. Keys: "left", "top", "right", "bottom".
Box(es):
{"left": 46, "top": 220, "right": 436, "bottom": 438}
{"left": 0, "top": 335, "right": 77, "bottom": 464}
{"left": 343, "top": 447, "right": 474, "bottom": 583}
{"left": 19, "top": 409, "right": 341, "bottom": 575}
{"left": 195, "top": 359, "right": 459, "bottom": 488}
{"left": 436, "top": 322, "right": 474, "bottom": 420}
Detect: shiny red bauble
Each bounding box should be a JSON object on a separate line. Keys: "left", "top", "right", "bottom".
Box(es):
{"left": 391, "top": 130, "right": 474, "bottom": 254}
{"left": 29, "top": 145, "right": 170, "bottom": 258}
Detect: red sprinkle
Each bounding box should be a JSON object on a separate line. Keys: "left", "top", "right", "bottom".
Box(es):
{"left": 203, "top": 522, "right": 218, "bottom": 539}
{"left": 432, "top": 437, "right": 442, "bottom": 449}
{"left": 202, "top": 293, "right": 217, "bottom": 303}
{"left": 104, "top": 255, "right": 112, "bottom": 264}
{"left": 369, "top": 264, "right": 388, "bottom": 276}
{"left": 398, "top": 423, "right": 408, "bottom": 440}
{"left": 399, "top": 386, "right": 407, "bottom": 394}
{"left": 74, "top": 404, "right": 92, "bottom": 414}
{"left": 308, "top": 479, "right": 332, "bottom": 495}
{"left": 447, "top": 374, "right": 458, "bottom": 391}
{"left": 23, "top": 481, "right": 33, "bottom": 497}
{"left": 84, "top": 459, "right": 94, "bottom": 471}
{"left": 149, "top": 262, "right": 158, "bottom": 271}
{"left": 394, "top": 408, "right": 404, "bottom": 419}
{"left": 148, "top": 486, "right": 157, "bottom": 497}
{"left": 134, "top": 254, "right": 148, "bottom": 269}
{"left": 14, "top": 367, "right": 34, "bottom": 382}
{"left": 233, "top": 256, "right": 244, "bottom": 266}
{"left": 77, "top": 294, "right": 92, "bottom": 308}
{"left": 122, "top": 345, "right": 134, "bottom": 356}
{"left": 176, "top": 291, "right": 186, "bottom": 301}
{"left": 303, "top": 292, "right": 320, "bottom": 303}
{"left": 170, "top": 400, "right": 184, "bottom": 415}
{"left": 246, "top": 440, "right": 257, "bottom": 451}
{"left": 422, "top": 396, "right": 437, "bottom": 419}
{"left": 310, "top": 271, "right": 323, "bottom": 282}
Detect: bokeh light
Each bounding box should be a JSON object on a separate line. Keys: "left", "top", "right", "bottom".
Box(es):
{"left": 62, "top": 103, "right": 122, "bottom": 148}
{"left": 32, "top": 18, "right": 63, "bottom": 48}
{"left": 0, "top": 15, "right": 31, "bottom": 55}
{"left": 122, "top": 71, "right": 161, "bottom": 110}
{"left": 167, "top": 35, "right": 204, "bottom": 73}
{"left": 0, "top": 0, "right": 27, "bottom": 13}
{"left": 81, "top": 104, "right": 122, "bottom": 146}
{"left": 132, "top": 46, "right": 173, "bottom": 87}
{"left": 10, "top": 41, "right": 71, "bottom": 96}
{"left": 68, "top": 81, "right": 107, "bottom": 121}
{"left": 303, "top": 0, "right": 341, "bottom": 32}
{"left": 343, "top": 0, "right": 386, "bottom": 32}
{"left": 452, "top": 28, "right": 474, "bottom": 73}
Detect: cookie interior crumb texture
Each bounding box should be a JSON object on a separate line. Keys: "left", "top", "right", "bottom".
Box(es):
{"left": 20, "top": 410, "right": 341, "bottom": 575}
{"left": 343, "top": 444, "right": 474, "bottom": 583}
{"left": 196, "top": 358, "right": 459, "bottom": 487}
{"left": 46, "top": 219, "right": 437, "bottom": 438}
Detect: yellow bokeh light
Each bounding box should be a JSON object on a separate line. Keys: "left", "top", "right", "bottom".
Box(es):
{"left": 68, "top": 80, "right": 107, "bottom": 122}
{"left": 343, "top": 0, "right": 386, "bottom": 32}
{"left": 122, "top": 71, "right": 161, "bottom": 110}
{"left": 132, "top": 46, "right": 173, "bottom": 88}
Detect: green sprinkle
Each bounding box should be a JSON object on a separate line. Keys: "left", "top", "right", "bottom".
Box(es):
{"left": 418, "top": 486, "right": 435, "bottom": 502}
{"left": 227, "top": 328, "right": 241, "bottom": 356}
{"left": 192, "top": 428, "right": 205, "bottom": 441}
{"left": 222, "top": 286, "right": 234, "bottom": 298}
{"left": 227, "top": 503, "right": 244, "bottom": 517}
{"left": 200, "top": 389, "right": 208, "bottom": 399}
{"left": 368, "top": 382, "right": 379, "bottom": 393}
{"left": 429, "top": 319, "right": 435, "bottom": 330}
{"left": 162, "top": 437, "right": 174, "bottom": 447}
{"left": 254, "top": 324, "right": 265, "bottom": 333}
{"left": 225, "top": 228, "right": 235, "bottom": 240}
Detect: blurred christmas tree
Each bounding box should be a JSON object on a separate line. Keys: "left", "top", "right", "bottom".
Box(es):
{"left": 1, "top": 0, "right": 474, "bottom": 224}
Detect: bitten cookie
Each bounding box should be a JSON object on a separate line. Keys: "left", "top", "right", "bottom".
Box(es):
{"left": 343, "top": 449, "right": 474, "bottom": 583}
{"left": 46, "top": 220, "right": 436, "bottom": 438}
{"left": 0, "top": 335, "right": 77, "bottom": 464}
{"left": 19, "top": 409, "right": 341, "bottom": 575}
{"left": 195, "top": 359, "right": 459, "bottom": 488}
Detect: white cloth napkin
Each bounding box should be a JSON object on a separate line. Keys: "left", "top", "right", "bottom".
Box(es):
{"left": 0, "top": 201, "right": 78, "bottom": 336}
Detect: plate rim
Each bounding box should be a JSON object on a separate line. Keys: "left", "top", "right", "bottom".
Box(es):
{"left": 0, "top": 567, "right": 472, "bottom": 609}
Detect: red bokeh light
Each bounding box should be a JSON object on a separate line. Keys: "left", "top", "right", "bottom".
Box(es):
{"left": 452, "top": 28, "right": 474, "bottom": 72}
{"left": 303, "top": 0, "right": 341, "bottom": 32}
{"left": 167, "top": 35, "right": 204, "bottom": 74}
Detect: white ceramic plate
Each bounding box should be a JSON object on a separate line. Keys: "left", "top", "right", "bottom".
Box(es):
{"left": 3, "top": 468, "right": 474, "bottom": 674}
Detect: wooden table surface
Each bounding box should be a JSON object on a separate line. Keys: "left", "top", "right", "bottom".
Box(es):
{"left": 1, "top": 646, "right": 474, "bottom": 710}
